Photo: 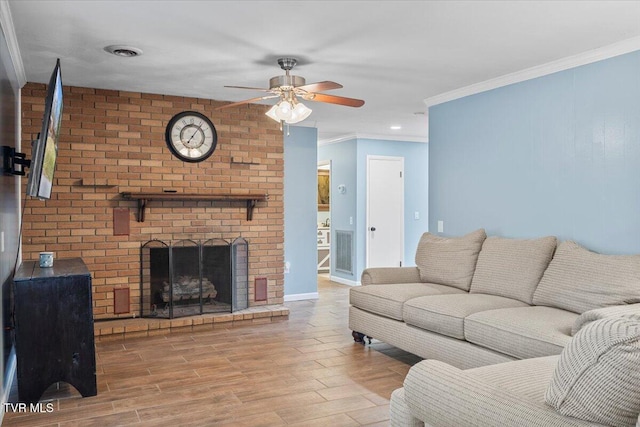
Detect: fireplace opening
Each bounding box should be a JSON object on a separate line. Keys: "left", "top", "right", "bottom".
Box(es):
{"left": 140, "top": 238, "right": 248, "bottom": 319}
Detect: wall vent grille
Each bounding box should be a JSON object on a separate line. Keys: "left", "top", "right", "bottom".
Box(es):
{"left": 335, "top": 230, "right": 353, "bottom": 274}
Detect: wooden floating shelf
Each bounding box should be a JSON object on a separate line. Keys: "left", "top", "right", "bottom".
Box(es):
{"left": 120, "top": 191, "right": 269, "bottom": 222}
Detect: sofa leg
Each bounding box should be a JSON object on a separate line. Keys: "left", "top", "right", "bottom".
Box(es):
{"left": 352, "top": 331, "right": 365, "bottom": 343}
{"left": 352, "top": 331, "right": 372, "bottom": 344}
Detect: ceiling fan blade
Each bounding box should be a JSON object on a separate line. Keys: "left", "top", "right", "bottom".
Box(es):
{"left": 224, "top": 85, "right": 273, "bottom": 92}
{"left": 295, "top": 81, "right": 343, "bottom": 93}
{"left": 303, "top": 93, "right": 365, "bottom": 108}
{"left": 215, "top": 95, "right": 279, "bottom": 110}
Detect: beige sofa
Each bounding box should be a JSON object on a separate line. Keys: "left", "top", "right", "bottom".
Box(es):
{"left": 390, "top": 315, "right": 640, "bottom": 427}
{"left": 348, "top": 229, "right": 640, "bottom": 425}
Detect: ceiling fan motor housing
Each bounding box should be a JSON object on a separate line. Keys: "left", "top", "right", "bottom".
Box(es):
{"left": 269, "top": 75, "right": 306, "bottom": 90}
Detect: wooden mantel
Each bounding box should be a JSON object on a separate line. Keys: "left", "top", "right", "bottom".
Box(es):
{"left": 120, "top": 192, "right": 269, "bottom": 222}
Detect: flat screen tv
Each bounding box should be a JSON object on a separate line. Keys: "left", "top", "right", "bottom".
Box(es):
{"left": 26, "top": 58, "right": 63, "bottom": 199}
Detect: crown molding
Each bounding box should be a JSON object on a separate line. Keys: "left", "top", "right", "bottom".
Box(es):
{"left": 318, "top": 133, "right": 357, "bottom": 146}
{"left": 424, "top": 36, "right": 640, "bottom": 108}
{"left": 319, "top": 132, "right": 428, "bottom": 146}
{"left": 0, "top": 0, "right": 27, "bottom": 88}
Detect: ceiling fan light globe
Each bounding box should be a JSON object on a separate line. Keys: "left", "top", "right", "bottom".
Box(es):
{"left": 275, "top": 101, "right": 293, "bottom": 121}
{"left": 287, "top": 102, "right": 312, "bottom": 124}
{"left": 265, "top": 104, "right": 280, "bottom": 122}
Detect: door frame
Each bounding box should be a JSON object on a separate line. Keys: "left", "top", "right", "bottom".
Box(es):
{"left": 366, "top": 155, "right": 404, "bottom": 268}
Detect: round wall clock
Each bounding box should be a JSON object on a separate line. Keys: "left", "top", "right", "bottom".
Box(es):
{"left": 165, "top": 111, "right": 218, "bottom": 162}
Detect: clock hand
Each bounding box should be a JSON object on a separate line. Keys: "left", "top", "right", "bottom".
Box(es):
{"left": 184, "top": 123, "right": 204, "bottom": 145}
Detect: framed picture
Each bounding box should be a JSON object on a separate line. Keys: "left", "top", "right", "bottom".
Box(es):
{"left": 318, "top": 169, "right": 330, "bottom": 211}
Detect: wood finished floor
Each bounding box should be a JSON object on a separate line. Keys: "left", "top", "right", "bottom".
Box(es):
{"left": 4, "top": 276, "right": 420, "bottom": 426}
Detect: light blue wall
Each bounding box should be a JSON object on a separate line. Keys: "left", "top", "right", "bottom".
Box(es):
{"left": 318, "top": 139, "right": 358, "bottom": 282}
{"left": 429, "top": 50, "right": 640, "bottom": 254}
{"left": 319, "top": 137, "right": 429, "bottom": 283}
{"left": 284, "top": 126, "right": 319, "bottom": 296}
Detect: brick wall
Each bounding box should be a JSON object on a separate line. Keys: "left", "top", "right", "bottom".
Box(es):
{"left": 21, "top": 83, "right": 284, "bottom": 319}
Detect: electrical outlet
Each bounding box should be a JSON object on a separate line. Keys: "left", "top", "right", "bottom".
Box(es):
{"left": 349, "top": 216, "right": 353, "bottom": 225}
{"left": 284, "top": 261, "right": 290, "bottom": 274}
{"left": 414, "top": 211, "right": 420, "bottom": 220}
{"left": 437, "top": 221, "right": 444, "bottom": 233}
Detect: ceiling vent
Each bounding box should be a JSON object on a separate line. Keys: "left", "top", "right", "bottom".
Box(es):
{"left": 104, "top": 45, "right": 143, "bottom": 57}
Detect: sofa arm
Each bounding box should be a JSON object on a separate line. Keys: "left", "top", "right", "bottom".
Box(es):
{"left": 572, "top": 303, "right": 640, "bottom": 335}
{"left": 404, "top": 360, "right": 595, "bottom": 427}
{"left": 361, "top": 266, "right": 421, "bottom": 285}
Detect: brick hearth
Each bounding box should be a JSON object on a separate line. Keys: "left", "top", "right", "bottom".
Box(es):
{"left": 94, "top": 304, "right": 289, "bottom": 341}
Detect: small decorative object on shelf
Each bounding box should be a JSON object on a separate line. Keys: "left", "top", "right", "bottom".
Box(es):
{"left": 38, "top": 251, "right": 54, "bottom": 268}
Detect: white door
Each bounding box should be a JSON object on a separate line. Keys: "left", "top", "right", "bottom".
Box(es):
{"left": 367, "top": 156, "right": 404, "bottom": 268}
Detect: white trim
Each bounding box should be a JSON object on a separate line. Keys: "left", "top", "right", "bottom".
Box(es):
{"left": 354, "top": 133, "right": 428, "bottom": 144}
{"left": 284, "top": 292, "right": 319, "bottom": 302}
{"left": 329, "top": 275, "right": 360, "bottom": 287}
{"left": 366, "top": 155, "right": 405, "bottom": 269}
{"left": 319, "top": 134, "right": 358, "bottom": 146}
{"left": 424, "top": 36, "right": 640, "bottom": 108}
{"left": 0, "top": 0, "right": 27, "bottom": 88}
{"left": 0, "top": 349, "right": 17, "bottom": 424}
{"left": 319, "top": 133, "right": 428, "bottom": 146}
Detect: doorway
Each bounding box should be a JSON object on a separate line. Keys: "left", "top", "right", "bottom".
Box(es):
{"left": 366, "top": 156, "right": 404, "bottom": 268}
{"left": 317, "top": 161, "right": 331, "bottom": 274}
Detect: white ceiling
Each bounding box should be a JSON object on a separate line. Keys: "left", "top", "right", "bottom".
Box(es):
{"left": 7, "top": 1, "right": 640, "bottom": 141}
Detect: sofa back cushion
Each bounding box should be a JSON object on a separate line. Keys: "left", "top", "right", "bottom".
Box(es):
{"left": 533, "top": 241, "right": 640, "bottom": 314}
{"left": 470, "top": 236, "right": 557, "bottom": 304}
{"left": 414, "top": 229, "right": 486, "bottom": 291}
{"left": 545, "top": 315, "right": 640, "bottom": 427}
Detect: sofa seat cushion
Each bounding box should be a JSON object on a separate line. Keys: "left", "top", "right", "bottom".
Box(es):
{"left": 349, "top": 283, "right": 466, "bottom": 321}
{"left": 465, "top": 306, "right": 577, "bottom": 359}
{"left": 403, "top": 294, "right": 529, "bottom": 339}
{"left": 414, "top": 229, "right": 486, "bottom": 291}
{"left": 468, "top": 355, "right": 560, "bottom": 404}
{"left": 533, "top": 241, "right": 640, "bottom": 314}
{"left": 470, "top": 236, "right": 557, "bottom": 304}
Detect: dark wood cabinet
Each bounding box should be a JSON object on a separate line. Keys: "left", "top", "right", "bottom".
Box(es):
{"left": 13, "top": 258, "right": 97, "bottom": 403}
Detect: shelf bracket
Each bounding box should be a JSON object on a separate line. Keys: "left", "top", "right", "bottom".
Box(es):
{"left": 247, "top": 199, "right": 257, "bottom": 221}
{"left": 137, "top": 199, "right": 147, "bottom": 222}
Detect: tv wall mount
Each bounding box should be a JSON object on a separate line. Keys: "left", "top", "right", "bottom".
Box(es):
{"left": 2, "top": 146, "right": 30, "bottom": 176}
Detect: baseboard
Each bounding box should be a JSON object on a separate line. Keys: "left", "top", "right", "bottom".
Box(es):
{"left": 330, "top": 275, "right": 360, "bottom": 287}
{"left": 0, "top": 347, "right": 17, "bottom": 424}
{"left": 284, "top": 292, "right": 319, "bottom": 302}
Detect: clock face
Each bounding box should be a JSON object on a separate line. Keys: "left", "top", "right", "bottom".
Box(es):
{"left": 165, "top": 111, "right": 218, "bottom": 162}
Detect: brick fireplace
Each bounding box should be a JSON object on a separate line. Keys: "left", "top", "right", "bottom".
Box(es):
{"left": 20, "top": 84, "right": 284, "bottom": 320}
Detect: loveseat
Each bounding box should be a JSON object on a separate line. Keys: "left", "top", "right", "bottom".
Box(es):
{"left": 348, "top": 229, "right": 640, "bottom": 425}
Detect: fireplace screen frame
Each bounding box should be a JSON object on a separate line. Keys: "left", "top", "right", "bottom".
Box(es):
{"left": 140, "top": 237, "right": 249, "bottom": 319}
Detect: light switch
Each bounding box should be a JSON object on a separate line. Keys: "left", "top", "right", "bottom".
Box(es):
{"left": 437, "top": 220, "right": 444, "bottom": 233}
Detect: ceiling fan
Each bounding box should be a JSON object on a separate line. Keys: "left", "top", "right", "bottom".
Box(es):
{"left": 216, "top": 57, "right": 365, "bottom": 124}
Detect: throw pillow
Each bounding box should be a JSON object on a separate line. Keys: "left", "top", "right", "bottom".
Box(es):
{"left": 533, "top": 241, "right": 640, "bottom": 314}
{"left": 470, "top": 235, "right": 557, "bottom": 304}
{"left": 545, "top": 315, "right": 640, "bottom": 427}
{"left": 414, "top": 228, "right": 486, "bottom": 291}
